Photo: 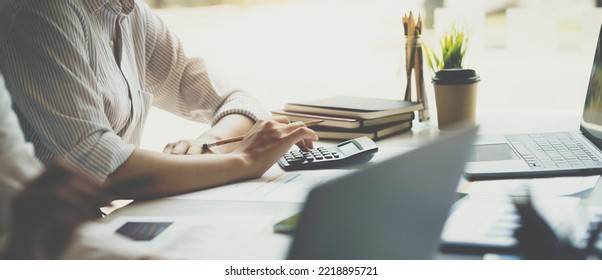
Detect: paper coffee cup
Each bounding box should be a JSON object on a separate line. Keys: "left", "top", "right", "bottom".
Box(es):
{"left": 432, "top": 69, "right": 480, "bottom": 130}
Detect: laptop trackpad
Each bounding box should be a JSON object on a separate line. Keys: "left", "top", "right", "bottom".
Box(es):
{"left": 471, "top": 143, "right": 521, "bottom": 162}
{"left": 465, "top": 143, "right": 530, "bottom": 177}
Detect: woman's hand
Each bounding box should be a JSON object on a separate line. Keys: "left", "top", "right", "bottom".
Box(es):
{"left": 163, "top": 114, "right": 255, "bottom": 155}
{"left": 163, "top": 116, "right": 317, "bottom": 156}
{"left": 232, "top": 116, "right": 319, "bottom": 178}
{"left": 163, "top": 138, "right": 225, "bottom": 155}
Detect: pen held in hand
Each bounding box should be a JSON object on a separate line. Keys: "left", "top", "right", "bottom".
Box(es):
{"left": 201, "top": 120, "right": 324, "bottom": 149}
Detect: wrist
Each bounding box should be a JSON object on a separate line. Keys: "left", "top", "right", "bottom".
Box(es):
{"left": 232, "top": 152, "right": 261, "bottom": 179}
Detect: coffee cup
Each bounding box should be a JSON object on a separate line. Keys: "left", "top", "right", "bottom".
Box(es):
{"left": 432, "top": 69, "right": 480, "bottom": 130}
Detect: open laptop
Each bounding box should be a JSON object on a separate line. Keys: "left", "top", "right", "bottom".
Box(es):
{"left": 464, "top": 24, "right": 602, "bottom": 180}
{"left": 287, "top": 126, "right": 477, "bottom": 259}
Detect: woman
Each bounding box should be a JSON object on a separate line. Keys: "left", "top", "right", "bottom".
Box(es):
{"left": 0, "top": 0, "right": 318, "bottom": 199}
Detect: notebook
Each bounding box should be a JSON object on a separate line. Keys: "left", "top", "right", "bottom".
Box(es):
{"left": 287, "top": 126, "right": 477, "bottom": 259}
{"left": 464, "top": 24, "right": 602, "bottom": 180}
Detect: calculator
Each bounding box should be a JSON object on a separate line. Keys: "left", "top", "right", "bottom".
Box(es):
{"left": 278, "top": 136, "right": 379, "bottom": 171}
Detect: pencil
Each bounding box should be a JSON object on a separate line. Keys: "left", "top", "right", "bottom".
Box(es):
{"left": 201, "top": 120, "right": 324, "bottom": 149}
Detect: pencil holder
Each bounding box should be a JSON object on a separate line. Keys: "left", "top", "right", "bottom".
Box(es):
{"left": 400, "top": 13, "right": 429, "bottom": 122}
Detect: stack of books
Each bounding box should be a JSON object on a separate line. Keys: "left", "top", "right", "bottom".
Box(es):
{"left": 272, "top": 95, "right": 423, "bottom": 140}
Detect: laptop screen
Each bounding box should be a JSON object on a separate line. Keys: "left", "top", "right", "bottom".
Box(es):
{"left": 581, "top": 25, "right": 602, "bottom": 142}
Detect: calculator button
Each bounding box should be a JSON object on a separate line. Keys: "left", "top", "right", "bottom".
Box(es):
{"left": 314, "top": 156, "right": 324, "bottom": 160}
{"left": 333, "top": 154, "right": 339, "bottom": 158}
{"left": 324, "top": 154, "right": 333, "bottom": 159}
{"left": 287, "top": 157, "right": 305, "bottom": 163}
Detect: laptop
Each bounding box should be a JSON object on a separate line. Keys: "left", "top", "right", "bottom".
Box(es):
{"left": 464, "top": 24, "right": 602, "bottom": 180}
{"left": 287, "top": 126, "right": 477, "bottom": 259}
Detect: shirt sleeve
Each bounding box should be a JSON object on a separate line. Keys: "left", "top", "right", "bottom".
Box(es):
{"left": 0, "top": 2, "right": 135, "bottom": 181}
{"left": 139, "top": 2, "right": 271, "bottom": 125}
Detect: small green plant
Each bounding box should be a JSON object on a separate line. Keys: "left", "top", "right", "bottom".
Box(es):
{"left": 424, "top": 26, "right": 468, "bottom": 74}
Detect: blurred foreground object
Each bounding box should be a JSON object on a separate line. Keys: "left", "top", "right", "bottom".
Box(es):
{"left": 513, "top": 196, "right": 602, "bottom": 260}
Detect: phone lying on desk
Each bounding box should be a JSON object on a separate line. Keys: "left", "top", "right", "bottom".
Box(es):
{"left": 278, "top": 136, "right": 379, "bottom": 171}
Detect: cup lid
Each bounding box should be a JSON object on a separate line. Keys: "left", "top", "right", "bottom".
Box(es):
{"left": 432, "top": 69, "right": 480, "bottom": 85}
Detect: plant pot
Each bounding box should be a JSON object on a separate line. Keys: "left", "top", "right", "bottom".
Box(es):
{"left": 432, "top": 69, "right": 480, "bottom": 130}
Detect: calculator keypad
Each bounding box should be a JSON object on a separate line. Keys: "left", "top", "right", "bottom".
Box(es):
{"left": 283, "top": 147, "right": 339, "bottom": 164}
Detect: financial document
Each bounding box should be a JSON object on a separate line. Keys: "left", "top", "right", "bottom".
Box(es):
{"left": 107, "top": 215, "right": 279, "bottom": 259}
{"left": 169, "top": 165, "right": 351, "bottom": 203}
{"left": 169, "top": 146, "right": 409, "bottom": 203}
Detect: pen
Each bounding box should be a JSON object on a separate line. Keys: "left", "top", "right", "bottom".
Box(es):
{"left": 201, "top": 120, "right": 324, "bottom": 149}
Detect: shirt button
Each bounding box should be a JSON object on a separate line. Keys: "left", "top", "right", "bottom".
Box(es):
{"left": 109, "top": 40, "right": 114, "bottom": 48}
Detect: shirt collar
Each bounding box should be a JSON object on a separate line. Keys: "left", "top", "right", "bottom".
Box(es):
{"left": 81, "top": 0, "right": 110, "bottom": 15}
{"left": 82, "top": 0, "right": 135, "bottom": 15}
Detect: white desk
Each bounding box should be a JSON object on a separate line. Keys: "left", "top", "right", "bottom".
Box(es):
{"left": 104, "top": 110, "right": 600, "bottom": 260}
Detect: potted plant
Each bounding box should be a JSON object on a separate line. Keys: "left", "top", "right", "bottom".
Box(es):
{"left": 424, "top": 27, "right": 480, "bottom": 130}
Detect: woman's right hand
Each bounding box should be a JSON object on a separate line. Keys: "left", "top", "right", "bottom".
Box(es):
{"left": 232, "top": 116, "right": 319, "bottom": 178}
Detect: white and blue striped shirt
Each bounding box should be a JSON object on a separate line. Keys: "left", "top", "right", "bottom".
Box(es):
{"left": 0, "top": 0, "right": 270, "bottom": 181}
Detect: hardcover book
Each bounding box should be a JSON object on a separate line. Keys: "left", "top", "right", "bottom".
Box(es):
{"left": 311, "top": 121, "right": 413, "bottom": 140}
{"left": 271, "top": 109, "right": 414, "bottom": 130}
{"left": 284, "top": 95, "right": 424, "bottom": 120}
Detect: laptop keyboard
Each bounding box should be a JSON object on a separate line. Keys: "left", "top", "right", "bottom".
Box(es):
{"left": 506, "top": 133, "right": 602, "bottom": 169}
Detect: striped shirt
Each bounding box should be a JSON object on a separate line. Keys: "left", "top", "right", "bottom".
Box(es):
{"left": 0, "top": 0, "right": 270, "bottom": 181}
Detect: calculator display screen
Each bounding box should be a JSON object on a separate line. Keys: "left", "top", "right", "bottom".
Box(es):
{"left": 338, "top": 142, "right": 360, "bottom": 155}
